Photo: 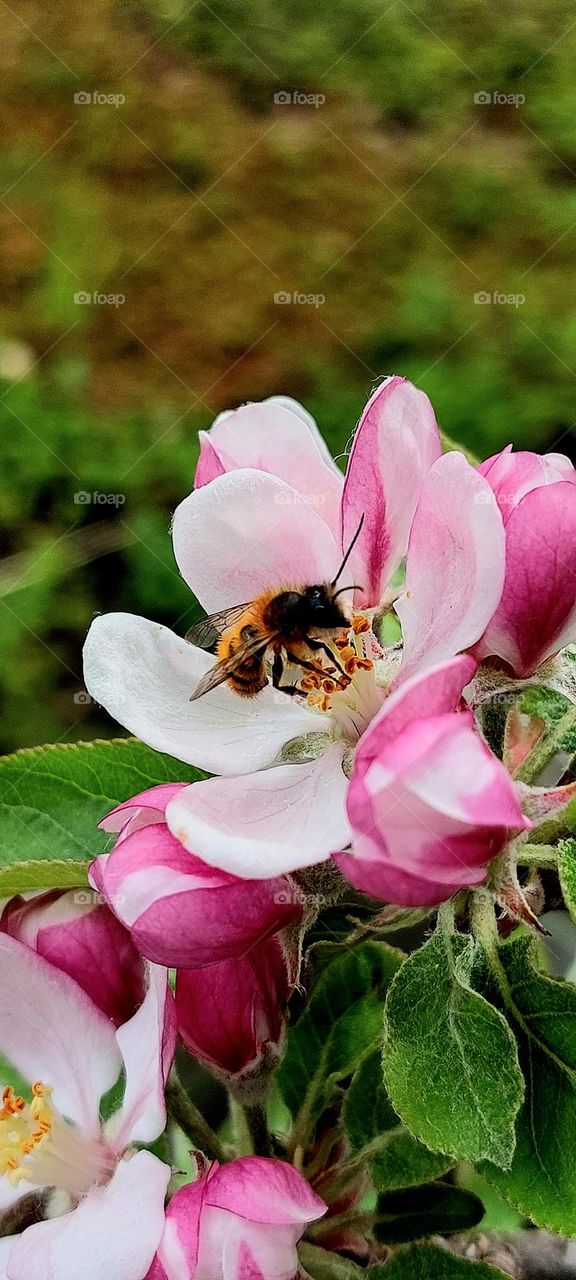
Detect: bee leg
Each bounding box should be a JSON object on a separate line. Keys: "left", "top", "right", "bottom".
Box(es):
{"left": 304, "top": 639, "right": 348, "bottom": 681}
{"left": 272, "top": 651, "right": 300, "bottom": 698}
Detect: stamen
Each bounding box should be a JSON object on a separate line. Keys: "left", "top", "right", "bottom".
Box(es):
{"left": 0, "top": 1082, "right": 115, "bottom": 1196}
{"left": 352, "top": 615, "right": 370, "bottom": 634}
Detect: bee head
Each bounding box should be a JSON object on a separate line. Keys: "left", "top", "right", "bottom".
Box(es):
{"left": 304, "top": 584, "right": 351, "bottom": 629}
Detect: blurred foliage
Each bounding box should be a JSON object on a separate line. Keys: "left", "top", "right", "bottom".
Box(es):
{"left": 1, "top": 0, "right": 576, "bottom": 749}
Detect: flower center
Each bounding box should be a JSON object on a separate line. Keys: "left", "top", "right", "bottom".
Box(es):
{"left": 300, "top": 616, "right": 384, "bottom": 742}
{"left": 0, "top": 1083, "right": 115, "bottom": 1197}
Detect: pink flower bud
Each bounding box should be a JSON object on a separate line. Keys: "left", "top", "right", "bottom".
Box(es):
{"left": 337, "top": 657, "right": 531, "bottom": 906}
{"left": 0, "top": 889, "right": 145, "bottom": 1025}
{"left": 91, "top": 785, "right": 303, "bottom": 969}
{"left": 147, "top": 1157, "right": 326, "bottom": 1280}
{"left": 475, "top": 446, "right": 576, "bottom": 674}
{"left": 175, "top": 936, "right": 291, "bottom": 1087}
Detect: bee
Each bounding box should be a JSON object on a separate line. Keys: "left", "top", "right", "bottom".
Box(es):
{"left": 188, "top": 516, "right": 366, "bottom": 702}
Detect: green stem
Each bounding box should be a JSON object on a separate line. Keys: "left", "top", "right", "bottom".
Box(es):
{"left": 243, "top": 1103, "right": 273, "bottom": 1157}
{"left": 165, "top": 1076, "right": 227, "bottom": 1163}
{"left": 298, "top": 1242, "right": 364, "bottom": 1279}
{"left": 516, "top": 842, "right": 558, "bottom": 868}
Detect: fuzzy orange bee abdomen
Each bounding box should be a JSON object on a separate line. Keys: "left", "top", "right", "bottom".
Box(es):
{"left": 217, "top": 609, "right": 269, "bottom": 697}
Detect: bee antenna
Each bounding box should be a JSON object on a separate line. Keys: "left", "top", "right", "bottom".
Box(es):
{"left": 332, "top": 584, "right": 362, "bottom": 600}
{"left": 331, "top": 513, "right": 365, "bottom": 587}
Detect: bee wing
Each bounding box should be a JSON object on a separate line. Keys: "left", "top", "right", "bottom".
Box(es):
{"left": 190, "top": 629, "right": 274, "bottom": 701}
{"left": 185, "top": 603, "right": 253, "bottom": 651}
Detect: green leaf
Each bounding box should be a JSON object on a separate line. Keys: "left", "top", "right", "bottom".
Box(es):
{"left": 298, "top": 1243, "right": 363, "bottom": 1280}
{"left": 0, "top": 858, "right": 90, "bottom": 895}
{"left": 514, "top": 700, "right": 576, "bottom": 784}
{"left": 383, "top": 925, "right": 524, "bottom": 1168}
{"left": 559, "top": 837, "right": 576, "bottom": 922}
{"left": 344, "top": 1051, "right": 453, "bottom": 1191}
{"left": 278, "top": 942, "right": 403, "bottom": 1136}
{"left": 371, "top": 1243, "right": 509, "bottom": 1279}
{"left": 0, "top": 738, "right": 205, "bottom": 868}
{"left": 374, "top": 1183, "right": 484, "bottom": 1245}
{"left": 479, "top": 935, "right": 576, "bottom": 1234}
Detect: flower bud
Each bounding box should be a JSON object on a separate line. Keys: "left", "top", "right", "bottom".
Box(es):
{"left": 0, "top": 889, "right": 145, "bottom": 1024}
{"left": 91, "top": 785, "right": 302, "bottom": 969}
{"left": 337, "top": 656, "right": 531, "bottom": 907}
{"left": 175, "top": 936, "right": 291, "bottom": 1094}
{"left": 475, "top": 446, "right": 576, "bottom": 675}
{"left": 147, "top": 1157, "right": 326, "bottom": 1280}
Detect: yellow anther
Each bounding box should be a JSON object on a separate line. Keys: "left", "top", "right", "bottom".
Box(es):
{"left": 355, "top": 657, "right": 373, "bottom": 671}
{"left": 352, "top": 615, "right": 370, "bottom": 634}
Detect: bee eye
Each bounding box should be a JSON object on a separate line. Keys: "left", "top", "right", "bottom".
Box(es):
{"left": 308, "top": 587, "right": 323, "bottom": 602}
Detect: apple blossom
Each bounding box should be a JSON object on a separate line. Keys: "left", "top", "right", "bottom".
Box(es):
{"left": 83, "top": 379, "right": 506, "bottom": 882}
{"left": 337, "top": 656, "right": 532, "bottom": 906}
{"left": 0, "top": 889, "right": 145, "bottom": 1025}
{"left": 473, "top": 445, "right": 576, "bottom": 676}
{"left": 175, "top": 935, "right": 291, "bottom": 1086}
{"left": 0, "top": 935, "right": 175, "bottom": 1280}
{"left": 146, "top": 1157, "right": 326, "bottom": 1280}
{"left": 90, "top": 784, "right": 302, "bottom": 967}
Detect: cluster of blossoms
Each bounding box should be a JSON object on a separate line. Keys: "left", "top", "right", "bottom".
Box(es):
{"left": 1, "top": 377, "right": 576, "bottom": 1276}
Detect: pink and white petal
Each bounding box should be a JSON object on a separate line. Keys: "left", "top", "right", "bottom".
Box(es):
{"left": 207, "top": 1158, "right": 327, "bottom": 1226}
{"left": 149, "top": 1180, "right": 208, "bottom": 1280}
{"left": 6, "top": 1152, "right": 170, "bottom": 1280}
{"left": 356, "top": 655, "right": 476, "bottom": 764}
{"left": 480, "top": 447, "right": 576, "bottom": 522}
{"left": 109, "top": 966, "right": 176, "bottom": 1151}
{"left": 395, "top": 453, "right": 505, "bottom": 681}
{"left": 100, "top": 786, "right": 186, "bottom": 834}
{"left": 475, "top": 481, "right": 576, "bottom": 676}
{"left": 194, "top": 400, "right": 343, "bottom": 532}
{"left": 341, "top": 377, "right": 441, "bottom": 608}
{"left": 172, "top": 469, "right": 341, "bottom": 611}
{"left": 84, "top": 614, "right": 321, "bottom": 775}
{"left": 336, "top": 849, "right": 484, "bottom": 907}
{"left": 91, "top": 826, "right": 300, "bottom": 968}
{"left": 0, "top": 936, "right": 121, "bottom": 1137}
{"left": 221, "top": 1220, "right": 301, "bottom": 1280}
{"left": 165, "top": 744, "right": 351, "bottom": 879}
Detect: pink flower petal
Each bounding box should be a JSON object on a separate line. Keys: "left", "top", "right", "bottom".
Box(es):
{"left": 475, "top": 480, "right": 576, "bottom": 675}
{"left": 172, "top": 469, "right": 341, "bottom": 612}
{"left": 358, "top": 655, "right": 476, "bottom": 762}
{"left": 84, "top": 613, "right": 321, "bottom": 775}
{"left": 206, "top": 1158, "right": 327, "bottom": 1226}
{"left": 480, "top": 446, "right": 576, "bottom": 523}
{"left": 6, "top": 1152, "right": 170, "bottom": 1280}
{"left": 146, "top": 1179, "right": 208, "bottom": 1280}
{"left": 0, "top": 936, "right": 121, "bottom": 1136}
{"left": 194, "top": 398, "right": 343, "bottom": 533}
{"left": 165, "top": 744, "right": 350, "bottom": 879}
{"left": 100, "top": 786, "right": 186, "bottom": 834}
{"left": 109, "top": 966, "right": 176, "bottom": 1151}
{"left": 90, "top": 824, "right": 300, "bottom": 968}
{"left": 341, "top": 377, "right": 441, "bottom": 608}
{"left": 395, "top": 452, "right": 505, "bottom": 681}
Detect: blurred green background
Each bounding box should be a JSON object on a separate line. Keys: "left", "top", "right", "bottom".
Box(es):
{"left": 1, "top": 0, "right": 576, "bottom": 751}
